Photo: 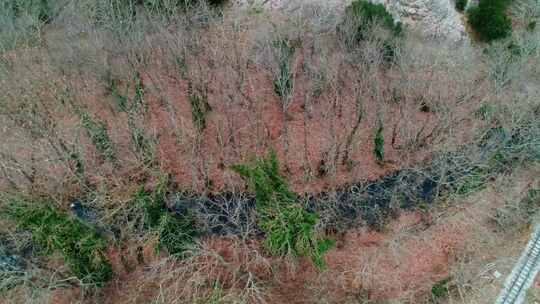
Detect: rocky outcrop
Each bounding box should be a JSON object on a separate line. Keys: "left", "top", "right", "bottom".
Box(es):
{"left": 371, "top": 0, "right": 468, "bottom": 42}
{"left": 235, "top": 0, "right": 468, "bottom": 42}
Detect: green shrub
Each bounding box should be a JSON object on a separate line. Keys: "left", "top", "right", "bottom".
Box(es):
{"left": 374, "top": 120, "right": 385, "bottom": 162}
{"left": 431, "top": 277, "right": 451, "bottom": 300}
{"left": 455, "top": 0, "right": 467, "bottom": 12}
{"left": 156, "top": 212, "right": 196, "bottom": 255}
{"left": 79, "top": 111, "right": 116, "bottom": 164}
{"left": 133, "top": 178, "right": 197, "bottom": 256}
{"left": 129, "top": 123, "right": 156, "bottom": 165}
{"left": 521, "top": 188, "right": 540, "bottom": 215}
{"left": 231, "top": 151, "right": 296, "bottom": 209}
{"left": 94, "top": 0, "right": 227, "bottom": 24}
{"left": 9, "top": 0, "right": 52, "bottom": 23}
{"left": 144, "top": 0, "right": 228, "bottom": 10}
{"left": 4, "top": 199, "right": 112, "bottom": 286}
{"left": 103, "top": 72, "right": 128, "bottom": 112}
{"left": 133, "top": 186, "right": 164, "bottom": 229}
{"left": 272, "top": 39, "right": 296, "bottom": 102}
{"left": 527, "top": 21, "right": 537, "bottom": 31}
{"left": 343, "top": 0, "right": 402, "bottom": 64}
{"left": 105, "top": 72, "right": 155, "bottom": 165}
{"left": 188, "top": 83, "right": 212, "bottom": 131}
{"left": 345, "top": 0, "right": 402, "bottom": 42}
{"left": 474, "top": 103, "right": 495, "bottom": 120}
{"left": 206, "top": 0, "right": 227, "bottom": 5}
{"left": 260, "top": 204, "right": 328, "bottom": 266}
{"left": 0, "top": 0, "right": 54, "bottom": 50}
{"left": 175, "top": 54, "right": 189, "bottom": 79}
{"left": 455, "top": 166, "right": 489, "bottom": 195}
{"left": 467, "top": 0, "right": 512, "bottom": 42}
{"left": 133, "top": 72, "right": 147, "bottom": 112}
{"left": 232, "top": 151, "right": 333, "bottom": 268}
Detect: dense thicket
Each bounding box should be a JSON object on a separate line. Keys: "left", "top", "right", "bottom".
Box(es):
{"left": 468, "top": 0, "right": 512, "bottom": 42}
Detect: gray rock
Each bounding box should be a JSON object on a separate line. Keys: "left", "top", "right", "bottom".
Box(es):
{"left": 0, "top": 256, "right": 21, "bottom": 273}
{"left": 236, "top": 0, "right": 469, "bottom": 43}
{"left": 0, "top": 244, "right": 24, "bottom": 291}
{"left": 0, "top": 246, "right": 22, "bottom": 273}
{"left": 371, "top": 0, "right": 468, "bottom": 42}
{"left": 70, "top": 199, "right": 98, "bottom": 224}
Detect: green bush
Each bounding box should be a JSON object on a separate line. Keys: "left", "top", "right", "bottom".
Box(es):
{"left": 144, "top": 0, "right": 228, "bottom": 9}
{"left": 232, "top": 151, "right": 333, "bottom": 268}
{"left": 4, "top": 199, "right": 112, "bottom": 286}
{"left": 104, "top": 72, "right": 155, "bottom": 165}
{"left": 133, "top": 178, "right": 197, "bottom": 256}
{"left": 0, "top": 0, "right": 54, "bottom": 50}
{"left": 99, "top": 0, "right": 228, "bottom": 18}
{"left": 260, "top": 205, "right": 332, "bottom": 268}
{"left": 455, "top": 0, "right": 467, "bottom": 12}
{"left": 272, "top": 39, "right": 296, "bottom": 101}
{"left": 345, "top": 0, "right": 402, "bottom": 42}
{"left": 260, "top": 203, "right": 334, "bottom": 268}
{"left": 188, "top": 83, "right": 212, "bottom": 131}
{"left": 527, "top": 20, "right": 537, "bottom": 31}
{"left": 133, "top": 71, "right": 147, "bottom": 112}
{"left": 343, "top": 0, "right": 402, "bottom": 64}
{"left": 521, "top": 188, "right": 540, "bottom": 214}
{"left": 79, "top": 111, "right": 116, "bottom": 164}
{"left": 232, "top": 151, "right": 296, "bottom": 209}
{"left": 133, "top": 186, "right": 164, "bottom": 229}
{"left": 129, "top": 123, "right": 156, "bottom": 165}
{"left": 468, "top": 0, "right": 512, "bottom": 42}
{"left": 156, "top": 212, "right": 196, "bottom": 256}
{"left": 374, "top": 121, "right": 385, "bottom": 162}
{"left": 455, "top": 166, "right": 489, "bottom": 195}
{"left": 474, "top": 103, "right": 495, "bottom": 120}
{"left": 9, "top": 0, "right": 52, "bottom": 23}
{"left": 91, "top": 0, "right": 227, "bottom": 36}
{"left": 431, "top": 277, "right": 451, "bottom": 300}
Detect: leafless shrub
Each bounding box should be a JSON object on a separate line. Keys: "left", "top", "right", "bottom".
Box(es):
{"left": 142, "top": 238, "right": 271, "bottom": 303}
